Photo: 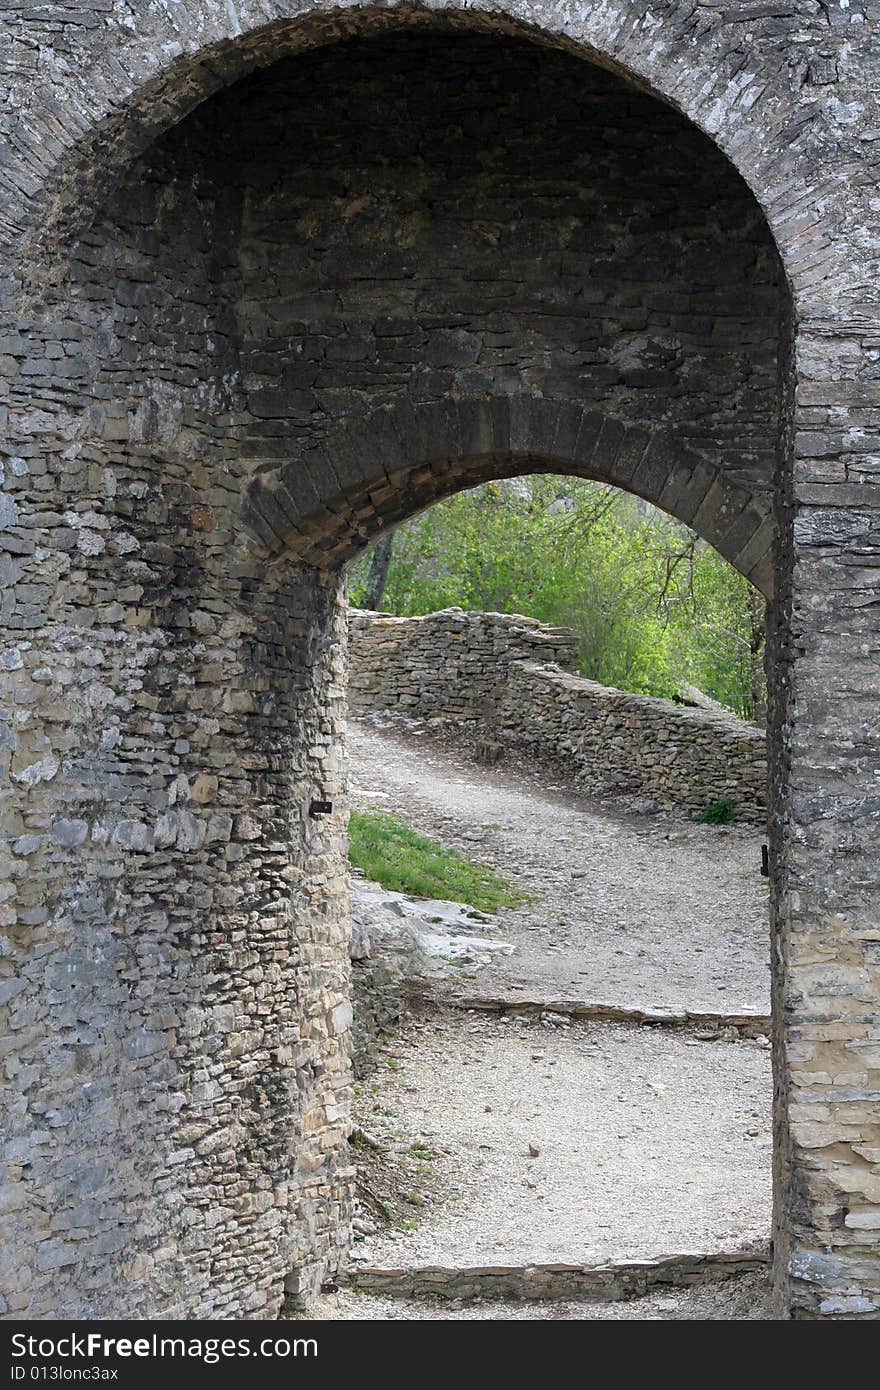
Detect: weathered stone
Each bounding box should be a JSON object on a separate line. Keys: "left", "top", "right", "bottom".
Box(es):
{"left": 51, "top": 820, "right": 89, "bottom": 849}
{"left": 111, "top": 821, "right": 154, "bottom": 853}
{"left": 12, "top": 836, "right": 41, "bottom": 857}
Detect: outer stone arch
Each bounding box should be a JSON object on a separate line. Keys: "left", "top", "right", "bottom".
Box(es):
{"left": 2, "top": 0, "right": 862, "bottom": 313}
{"left": 244, "top": 396, "right": 776, "bottom": 595}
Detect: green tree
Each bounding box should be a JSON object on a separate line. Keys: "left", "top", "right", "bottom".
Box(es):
{"left": 347, "top": 476, "right": 765, "bottom": 719}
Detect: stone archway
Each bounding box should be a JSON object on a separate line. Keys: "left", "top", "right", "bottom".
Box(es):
{"left": 0, "top": 1, "right": 858, "bottom": 310}
{"left": 244, "top": 396, "right": 775, "bottom": 594}
{"left": 0, "top": 4, "right": 878, "bottom": 1324}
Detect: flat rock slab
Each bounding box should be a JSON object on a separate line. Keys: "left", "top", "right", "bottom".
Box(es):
{"left": 352, "top": 1011, "right": 772, "bottom": 1271}
{"left": 324, "top": 1270, "right": 770, "bottom": 1320}
{"left": 350, "top": 1248, "right": 769, "bottom": 1301}
{"left": 351, "top": 878, "right": 513, "bottom": 973}
{"left": 350, "top": 719, "right": 770, "bottom": 1016}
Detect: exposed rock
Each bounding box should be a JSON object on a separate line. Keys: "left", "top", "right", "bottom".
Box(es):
{"left": 349, "top": 876, "right": 514, "bottom": 1074}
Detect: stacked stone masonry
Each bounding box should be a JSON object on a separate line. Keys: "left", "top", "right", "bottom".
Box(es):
{"left": 0, "top": 0, "right": 879, "bottom": 1322}
{"left": 349, "top": 608, "right": 767, "bottom": 820}
{"left": 348, "top": 607, "right": 578, "bottom": 722}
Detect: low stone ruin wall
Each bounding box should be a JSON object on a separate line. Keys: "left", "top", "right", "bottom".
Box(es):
{"left": 348, "top": 608, "right": 767, "bottom": 822}
{"left": 501, "top": 661, "right": 766, "bottom": 819}
{"left": 348, "top": 607, "right": 578, "bottom": 721}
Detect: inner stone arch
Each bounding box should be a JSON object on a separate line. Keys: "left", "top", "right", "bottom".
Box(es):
{"left": 244, "top": 396, "right": 776, "bottom": 595}
{"left": 222, "top": 26, "right": 788, "bottom": 599}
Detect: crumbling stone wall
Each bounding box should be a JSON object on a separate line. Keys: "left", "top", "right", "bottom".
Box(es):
{"left": 349, "top": 608, "right": 578, "bottom": 722}
{"left": 1, "top": 0, "right": 879, "bottom": 1323}
{"left": 349, "top": 608, "right": 766, "bottom": 819}
{"left": 503, "top": 662, "right": 766, "bottom": 820}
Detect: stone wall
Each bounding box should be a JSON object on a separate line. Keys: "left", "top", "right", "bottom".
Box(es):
{"left": 0, "top": 100, "right": 356, "bottom": 1318}
{"left": 349, "top": 607, "right": 578, "bottom": 723}
{"left": 236, "top": 33, "right": 781, "bottom": 586}
{"left": 502, "top": 662, "right": 766, "bottom": 821}
{"left": 349, "top": 608, "right": 767, "bottom": 821}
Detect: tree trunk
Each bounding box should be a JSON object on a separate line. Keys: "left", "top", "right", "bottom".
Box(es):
{"left": 749, "top": 590, "right": 768, "bottom": 725}
{"left": 362, "top": 532, "right": 394, "bottom": 611}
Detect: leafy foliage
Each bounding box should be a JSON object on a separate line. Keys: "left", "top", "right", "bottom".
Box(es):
{"left": 349, "top": 807, "right": 529, "bottom": 910}
{"left": 348, "top": 476, "right": 765, "bottom": 718}
{"left": 695, "top": 798, "right": 736, "bottom": 825}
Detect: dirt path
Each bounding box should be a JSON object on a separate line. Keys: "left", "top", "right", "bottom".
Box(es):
{"left": 350, "top": 1008, "right": 771, "bottom": 1272}
{"left": 349, "top": 718, "right": 770, "bottom": 1017}
{"left": 340, "top": 720, "right": 773, "bottom": 1320}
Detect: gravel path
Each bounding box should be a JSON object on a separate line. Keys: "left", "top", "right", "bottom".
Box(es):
{"left": 349, "top": 719, "right": 771, "bottom": 1016}
{"left": 344, "top": 720, "right": 773, "bottom": 1319}
{"left": 351, "top": 1009, "right": 771, "bottom": 1271}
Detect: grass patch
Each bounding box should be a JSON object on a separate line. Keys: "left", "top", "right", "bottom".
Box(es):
{"left": 695, "top": 798, "right": 736, "bottom": 825}
{"left": 349, "top": 806, "right": 529, "bottom": 912}
{"left": 408, "top": 1145, "right": 436, "bottom": 1163}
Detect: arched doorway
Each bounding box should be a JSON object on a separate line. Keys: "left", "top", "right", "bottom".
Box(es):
{"left": 0, "top": 8, "right": 877, "bottom": 1322}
